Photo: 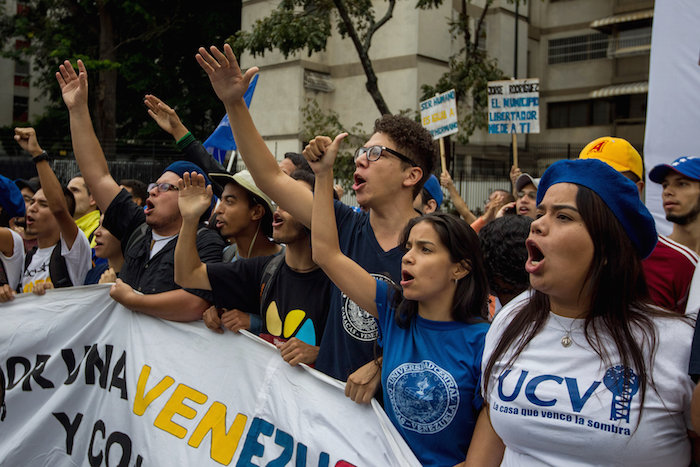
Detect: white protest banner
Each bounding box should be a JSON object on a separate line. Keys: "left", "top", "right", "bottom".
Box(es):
{"left": 0, "top": 285, "right": 420, "bottom": 467}
{"left": 420, "top": 89, "right": 458, "bottom": 139}
{"left": 487, "top": 79, "right": 540, "bottom": 134}
{"left": 643, "top": 0, "right": 700, "bottom": 235}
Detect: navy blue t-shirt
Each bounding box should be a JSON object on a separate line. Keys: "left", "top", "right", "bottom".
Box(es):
{"left": 375, "top": 280, "right": 488, "bottom": 466}
{"left": 314, "top": 201, "right": 404, "bottom": 381}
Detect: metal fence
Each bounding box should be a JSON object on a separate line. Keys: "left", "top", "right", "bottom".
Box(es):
{"left": 0, "top": 139, "right": 635, "bottom": 215}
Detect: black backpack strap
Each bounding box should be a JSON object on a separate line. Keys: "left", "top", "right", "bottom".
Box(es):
{"left": 24, "top": 246, "right": 37, "bottom": 271}
{"left": 49, "top": 243, "right": 72, "bottom": 289}
{"left": 259, "top": 252, "right": 286, "bottom": 318}
{"left": 124, "top": 222, "right": 150, "bottom": 255}
{"left": 19, "top": 246, "right": 38, "bottom": 292}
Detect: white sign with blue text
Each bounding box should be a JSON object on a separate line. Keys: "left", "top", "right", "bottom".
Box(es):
{"left": 488, "top": 78, "right": 540, "bottom": 134}
{"left": 420, "top": 89, "right": 458, "bottom": 139}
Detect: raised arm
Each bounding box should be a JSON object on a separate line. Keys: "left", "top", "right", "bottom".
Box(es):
{"left": 441, "top": 170, "right": 477, "bottom": 224}
{"left": 144, "top": 95, "right": 227, "bottom": 175}
{"left": 144, "top": 94, "right": 190, "bottom": 141}
{"left": 509, "top": 165, "right": 521, "bottom": 197}
{"left": 196, "top": 44, "right": 314, "bottom": 227}
{"left": 173, "top": 172, "right": 213, "bottom": 290}
{"left": 307, "top": 134, "right": 377, "bottom": 317}
{"left": 56, "top": 59, "right": 121, "bottom": 211}
{"left": 15, "top": 128, "right": 79, "bottom": 248}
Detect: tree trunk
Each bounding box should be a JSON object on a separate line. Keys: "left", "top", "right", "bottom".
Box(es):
{"left": 96, "top": 0, "right": 117, "bottom": 157}
{"left": 333, "top": 0, "right": 392, "bottom": 116}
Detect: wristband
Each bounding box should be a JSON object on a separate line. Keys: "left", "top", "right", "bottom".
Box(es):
{"left": 32, "top": 151, "right": 50, "bottom": 164}
{"left": 175, "top": 132, "right": 195, "bottom": 151}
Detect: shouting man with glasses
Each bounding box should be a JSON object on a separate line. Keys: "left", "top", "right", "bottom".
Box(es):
{"left": 196, "top": 44, "right": 436, "bottom": 384}
{"left": 57, "top": 59, "right": 224, "bottom": 321}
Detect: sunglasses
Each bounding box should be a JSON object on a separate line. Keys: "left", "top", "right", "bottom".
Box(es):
{"left": 353, "top": 146, "right": 418, "bottom": 167}
{"left": 148, "top": 182, "right": 179, "bottom": 193}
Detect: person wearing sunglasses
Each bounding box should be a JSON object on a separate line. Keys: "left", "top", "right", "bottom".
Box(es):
{"left": 196, "top": 43, "right": 436, "bottom": 384}
{"left": 56, "top": 59, "right": 225, "bottom": 321}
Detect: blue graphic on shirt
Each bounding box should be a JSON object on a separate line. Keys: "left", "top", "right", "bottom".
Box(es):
{"left": 387, "top": 360, "right": 460, "bottom": 434}
{"left": 603, "top": 365, "right": 639, "bottom": 423}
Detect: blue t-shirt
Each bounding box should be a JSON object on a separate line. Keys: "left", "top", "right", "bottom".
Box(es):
{"left": 314, "top": 201, "right": 404, "bottom": 381}
{"left": 375, "top": 280, "right": 489, "bottom": 466}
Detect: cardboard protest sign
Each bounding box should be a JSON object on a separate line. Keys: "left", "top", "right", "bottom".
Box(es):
{"left": 488, "top": 79, "right": 540, "bottom": 134}
{"left": 420, "top": 90, "right": 459, "bottom": 139}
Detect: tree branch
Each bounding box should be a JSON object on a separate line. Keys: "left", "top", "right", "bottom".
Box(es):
{"left": 364, "top": 0, "right": 396, "bottom": 51}
{"left": 333, "top": 0, "right": 391, "bottom": 115}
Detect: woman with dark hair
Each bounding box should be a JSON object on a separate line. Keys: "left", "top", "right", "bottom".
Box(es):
{"left": 308, "top": 137, "right": 490, "bottom": 466}
{"left": 465, "top": 159, "right": 695, "bottom": 466}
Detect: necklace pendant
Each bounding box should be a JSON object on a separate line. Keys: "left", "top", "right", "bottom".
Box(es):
{"left": 561, "top": 335, "right": 572, "bottom": 348}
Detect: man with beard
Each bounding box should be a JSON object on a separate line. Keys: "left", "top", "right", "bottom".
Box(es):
{"left": 175, "top": 170, "right": 331, "bottom": 367}
{"left": 582, "top": 138, "right": 698, "bottom": 313}
{"left": 650, "top": 156, "right": 700, "bottom": 255}
{"left": 56, "top": 59, "right": 224, "bottom": 321}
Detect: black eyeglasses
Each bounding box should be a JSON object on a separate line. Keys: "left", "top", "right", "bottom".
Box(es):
{"left": 353, "top": 146, "right": 418, "bottom": 167}
{"left": 148, "top": 182, "right": 179, "bottom": 193}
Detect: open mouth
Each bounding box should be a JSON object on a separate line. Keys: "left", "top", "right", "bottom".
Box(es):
{"left": 352, "top": 173, "right": 367, "bottom": 191}
{"left": 144, "top": 199, "right": 155, "bottom": 215}
{"left": 525, "top": 239, "right": 545, "bottom": 272}
{"left": 400, "top": 269, "right": 414, "bottom": 286}
{"left": 272, "top": 213, "right": 283, "bottom": 228}
{"left": 25, "top": 215, "right": 35, "bottom": 226}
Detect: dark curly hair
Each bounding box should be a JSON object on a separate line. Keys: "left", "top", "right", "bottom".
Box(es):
{"left": 284, "top": 152, "right": 312, "bottom": 173}
{"left": 479, "top": 215, "right": 531, "bottom": 300}
{"left": 374, "top": 115, "right": 436, "bottom": 197}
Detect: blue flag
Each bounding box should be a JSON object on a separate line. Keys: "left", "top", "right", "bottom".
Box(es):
{"left": 204, "top": 74, "right": 259, "bottom": 163}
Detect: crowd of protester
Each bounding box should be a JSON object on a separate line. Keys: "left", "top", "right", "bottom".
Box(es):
{"left": 1, "top": 43, "right": 699, "bottom": 465}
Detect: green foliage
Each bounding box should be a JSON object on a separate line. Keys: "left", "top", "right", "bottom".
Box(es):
{"left": 300, "top": 98, "right": 367, "bottom": 191}
{"left": 420, "top": 0, "right": 509, "bottom": 143}
{"left": 0, "top": 0, "right": 243, "bottom": 142}
{"left": 232, "top": 0, "right": 334, "bottom": 59}
{"left": 232, "top": 0, "right": 389, "bottom": 59}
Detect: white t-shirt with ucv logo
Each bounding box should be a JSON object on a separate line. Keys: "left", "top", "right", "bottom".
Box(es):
{"left": 21, "top": 231, "right": 91, "bottom": 293}
{"left": 482, "top": 294, "right": 694, "bottom": 466}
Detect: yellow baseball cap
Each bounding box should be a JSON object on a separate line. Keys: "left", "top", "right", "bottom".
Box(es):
{"left": 578, "top": 136, "right": 643, "bottom": 180}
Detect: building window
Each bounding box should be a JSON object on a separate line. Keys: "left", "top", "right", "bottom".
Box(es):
{"left": 610, "top": 26, "right": 652, "bottom": 57}
{"left": 16, "top": 0, "right": 30, "bottom": 15}
{"left": 548, "top": 33, "right": 608, "bottom": 64}
{"left": 13, "top": 96, "right": 29, "bottom": 122}
{"left": 14, "top": 61, "right": 29, "bottom": 87}
{"left": 547, "top": 99, "right": 612, "bottom": 128}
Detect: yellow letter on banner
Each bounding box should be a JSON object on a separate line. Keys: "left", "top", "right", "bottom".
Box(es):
{"left": 133, "top": 365, "right": 175, "bottom": 416}
{"left": 188, "top": 402, "right": 248, "bottom": 465}
{"left": 154, "top": 383, "right": 208, "bottom": 439}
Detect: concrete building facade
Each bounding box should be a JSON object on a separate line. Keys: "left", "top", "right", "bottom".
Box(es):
{"left": 240, "top": 0, "right": 653, "bottom": 179}
{"left": 0, "top": 0, "right": 50, "bottom": 130}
